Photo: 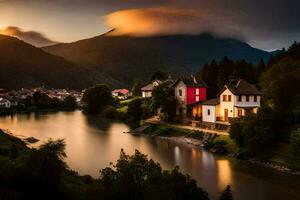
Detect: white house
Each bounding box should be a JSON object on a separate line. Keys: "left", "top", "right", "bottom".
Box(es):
{"left": 202, "top": 79, "right": 261, "bottom": 124}
{"left": 0, "top": 98, "right": 11, "bottom": 108}
{"left": 141, "top": 80, "right": 162, "bottom": 98}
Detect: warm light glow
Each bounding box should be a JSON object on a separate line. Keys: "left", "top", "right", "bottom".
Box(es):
{"left": 106, "top": 7, "right": 210, "bottom": 36}
{"left": 216, "top": 160, "right": 232, "bottom": 190}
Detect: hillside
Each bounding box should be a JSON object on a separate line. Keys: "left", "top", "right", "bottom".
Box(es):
{"left": 0, "top": 35, "right": 120, "bottom": 89}
{"left": 43, "top": 33, "right": 270, "bottom": 85}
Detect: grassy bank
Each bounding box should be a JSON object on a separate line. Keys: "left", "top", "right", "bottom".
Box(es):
{"left": 142, "top": 124, "right": 238, "bottom": 155}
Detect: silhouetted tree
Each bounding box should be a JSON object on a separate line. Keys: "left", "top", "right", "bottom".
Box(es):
{"left": 219, "top": 185, "right": 233, "bottom": 200}
{"left": 132, "top": 79, "right": 142, "bottom": 96}
{"left": 82, "top": 84, "right": 113, "bottom": 114}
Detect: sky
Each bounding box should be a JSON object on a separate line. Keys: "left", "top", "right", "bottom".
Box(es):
{"left": 0, "top": 0, "right": 300, "bottom": 50}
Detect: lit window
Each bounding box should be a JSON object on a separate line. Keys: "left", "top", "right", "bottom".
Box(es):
{"left": 223, "top": 95, "right": 227, "bottom": 101}
{"left": 196, "top": 96, "right": 199, "bottom": 102}
{"left": 195, "top": 88, "right": 199, "bottom": 95}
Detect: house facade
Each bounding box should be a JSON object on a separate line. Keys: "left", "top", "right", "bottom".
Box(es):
{"left": 202, "top": 79, "right": 261, "bottom": 124}
{"left": 141, "top": 80, "right": 162, "bottom": 98}
{"left": 174, "top": 77, "right": 207, "bottom": 116}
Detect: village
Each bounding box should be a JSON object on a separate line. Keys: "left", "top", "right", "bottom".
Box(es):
{"left": 111, "top": 75, "right": 261, "bottom": 131}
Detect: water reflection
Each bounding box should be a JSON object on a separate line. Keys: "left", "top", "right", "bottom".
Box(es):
{"left": 0, "top": 111, "right": 300, "bottom": 200}
{"left": 217, "top": 160, "right": 232, "bottom": 190}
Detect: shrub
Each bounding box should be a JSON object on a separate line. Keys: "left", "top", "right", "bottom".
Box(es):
{"left": 291, "top": 128, "right": 300, "bottom": 154}
{"left": 9, "top": 144, "right": 19, "bottom": 160}
{"left": 101, "top": 106, "right": 119, "bottom": 119}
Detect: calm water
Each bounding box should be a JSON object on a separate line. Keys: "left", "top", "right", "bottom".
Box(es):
{"left": 0, "top": 111, "right": 299, "bottom": 200}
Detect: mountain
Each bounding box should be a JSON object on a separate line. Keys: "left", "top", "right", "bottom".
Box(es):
{"left": 0, "top": 34, "right": 121, "bottom": 90}
{"left": 43, "top": 33, "right": 270, "bottom": 85}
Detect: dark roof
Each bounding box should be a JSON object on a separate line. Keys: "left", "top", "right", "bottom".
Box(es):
{"left": 218, "top": 79, "right": 261, "bottom": 96}
{"left": 173, "top": 77, "right": 207, "bottom": 88}
{"left": 141, "top": 80, "right": 163, "bottom": 91}
{"left": 202, "top": 98, "right": 220, "bottom": 106}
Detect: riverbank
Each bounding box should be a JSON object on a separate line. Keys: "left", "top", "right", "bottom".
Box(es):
{"left": 130, "top": 123, "right": 300, "bottom": 176}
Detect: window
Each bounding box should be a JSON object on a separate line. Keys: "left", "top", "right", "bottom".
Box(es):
{"left": 223, "top": 95, "right": 227, "bottom": 101}
{"left": 254, "top": 95, "right": 257, "bottom": 102}
{"left": 196, "top": 96, "right": 199, "bottom": 102}
{"left": 246, "top": 95, "right": 250, "bottom": 102}
{"left": 179, "top": 89, "right": 182, "bottom": 96}
{"left": 207, "top": 109, "right": 210, "bottom": 115}
{"left": 195, "top": 88, "right": 199, "bottom": 95}
{"left": 238, "top": 109, "right": 243, "bottom": 117}
{"left": 178, "top": 108, "right": 182, "bottom": 114}
{"left": 228, "top": 95, "right": 232, "bottom": 102}
{"left": 238, "top": 95, "right": 242, "bottom": 102}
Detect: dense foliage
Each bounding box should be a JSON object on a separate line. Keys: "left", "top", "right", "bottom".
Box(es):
{"left": 82, "top": 84, "right": 114, "bottom": 114}
{"left": 229, "top": 42, "right": 300, "bottom": 158}
{"left": 196, "top": 57, "right": 258, "bottom": 98}
{"left": 151, "top": 82, "right": 177, "bottom": 122}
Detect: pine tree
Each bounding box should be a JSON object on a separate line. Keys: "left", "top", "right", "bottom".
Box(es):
{"left": 219, "top": 185, "right": 233, "bottom": 200}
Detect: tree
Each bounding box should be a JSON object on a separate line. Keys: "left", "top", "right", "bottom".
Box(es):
{"left": 82, "top": 84, "right": 113, "bottom": 114}
{"left": 290, "top": 129, "right": 300, "bottom": 155}
{"left": 257, "top": 59, "right": 266, "bottom": 76}
{"left": 132, "top": 79, "right": 142, "bottom": 96}
{"left": 151, "top": 82, "right": 177, "bottom": 122}
{"left": 89, "top": 149, "right": 210, "bottom": 200}
{"left": 9, "top": 144, "right": 19, "bottom": 160}
{"left": 63, "top": 95, "right": 77, "bottom": 109}
{"left": 150, "top": 71, "right": 167, "bottom": 81}
{"left": 127, "top": 98, "right": 144, "bottom": 127}
{"left": 219, "top": 185, "right": 233, "bottom": 200}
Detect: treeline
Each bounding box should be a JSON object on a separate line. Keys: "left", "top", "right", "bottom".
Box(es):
{"left": 196, "top": 56, "right": 268, "bottom": 98}
{"left": 229, "top": 42, "right": 300, "bottom": 167}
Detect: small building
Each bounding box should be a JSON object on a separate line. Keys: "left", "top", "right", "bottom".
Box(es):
{"left": 202, "top": 79, "right": 261, "bottom": 125}
{"left": 112, "top": 89, "right": 130, "bottom": 100}
{"left": 173, "top": 77, "right": 207, "bottom": 116}
{"left": 0, "top": 98, "right": 11, "bottom": 108}
{"left": 141, "top": 80, "right": 162, "bottom": 98}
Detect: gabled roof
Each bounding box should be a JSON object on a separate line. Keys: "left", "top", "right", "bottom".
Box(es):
{"left": 112, "top": 89, "right": 129, "bottom": 95}
{"left": 173, "top": 77, "right": 207, "bottom": 88}
{"left": 141, "top": 80, "right": 163, "bottom": 91}
{"left": 218, "top": 79, "right": 261, "bottom": 96}
{"left": 202, "top": 97, "right": 220, "bottom": 106}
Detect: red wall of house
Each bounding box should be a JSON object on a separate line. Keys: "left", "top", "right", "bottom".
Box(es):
{"left": 186, "top": 87, "right": 206, "bottom": 105}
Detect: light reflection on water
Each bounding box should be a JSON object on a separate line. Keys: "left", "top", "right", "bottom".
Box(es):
{"left": 0, "top": 111, "right": 300, "bottom": 200}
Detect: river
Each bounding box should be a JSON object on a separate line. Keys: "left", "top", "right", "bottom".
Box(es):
{"left": 0, "top": 111, "right": 299, "bottom": 200}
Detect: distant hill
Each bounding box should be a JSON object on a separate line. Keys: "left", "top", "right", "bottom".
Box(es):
{"left": 0, "top": 34, "right": 121, "bottom": 90}
{"left": 43, "top": 33, "right": 271, "bottom": 85}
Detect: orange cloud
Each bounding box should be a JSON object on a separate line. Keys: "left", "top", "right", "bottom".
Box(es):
{"left": 106, "top": 7, "right": 204, "bottom": 36}
{"left": 105, "top": 7, "right": 239, "bottom": 37}
{"left": 0, "top": 26, "right": 57, "bottom": 47}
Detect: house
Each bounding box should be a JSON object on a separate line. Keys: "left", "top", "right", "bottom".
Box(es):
{"left": 202, "top": 79, "right": 261, "bottom": 125}
{"left": 141, "top": 80, "right": 162, "bottom": 98}
{"left": 173, "top": 77, "right": 207, "bottom": 117}
{"left": 0, "top": 98, "right": 11, "bottom": 108}
{"left": 112, "top": 89, "right": 130, "bottom": 100}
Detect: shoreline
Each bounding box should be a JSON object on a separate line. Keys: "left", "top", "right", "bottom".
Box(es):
{"left": 128, "top": 125, "right": 300, "bottom": 176}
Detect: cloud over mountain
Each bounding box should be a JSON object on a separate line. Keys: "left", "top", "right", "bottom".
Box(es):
{"left": 105, "top": 7, "right": 241, "bottom": 38}
{"left": 0, "top": 26, "right": 57, "bottom": 47}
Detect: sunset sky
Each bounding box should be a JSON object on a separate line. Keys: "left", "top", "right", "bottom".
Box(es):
{"left": 0, "top": 0, "right": 299, "bottom": 50}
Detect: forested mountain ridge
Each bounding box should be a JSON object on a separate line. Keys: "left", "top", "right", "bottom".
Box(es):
{"left": 0, "top": 34, "right": 121, "bottom": 89}
{"left": 43, "top": 33, "right": 270, "bottom": 86}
